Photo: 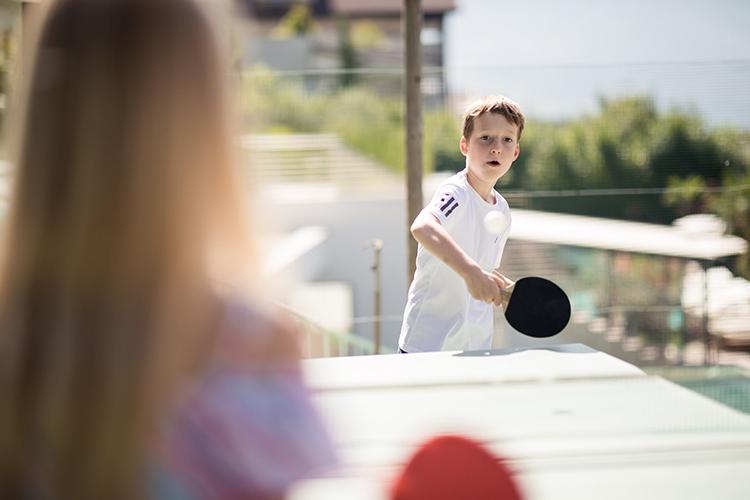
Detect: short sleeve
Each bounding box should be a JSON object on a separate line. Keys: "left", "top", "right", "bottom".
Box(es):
{"left": 424, "top": 183, "right": 466, "bottom": 226}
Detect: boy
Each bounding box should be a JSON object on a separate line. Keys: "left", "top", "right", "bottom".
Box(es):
{"left": 398, "top": 95, "right": 524, "bottom": 353}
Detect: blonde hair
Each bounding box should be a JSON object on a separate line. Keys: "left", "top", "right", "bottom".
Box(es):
{"left": 462, "top": 95, "right": 526, "bottom": 142}
{"left": 0, "top": 1, "right": 253, "bottom": 498}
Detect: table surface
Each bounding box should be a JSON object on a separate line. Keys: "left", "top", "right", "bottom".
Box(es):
{"left": 292, "top": 345, "right": 750, "bottom": 500}
{"left": 301, "top": 343, "right": 646, "bottom": 390}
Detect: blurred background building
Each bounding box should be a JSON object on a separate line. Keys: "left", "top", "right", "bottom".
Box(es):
{"left": 229, "top": 0, "right": 750, "bottom": 369}
{"left": 1, "top": 0, "right": 749, "bottom": 375}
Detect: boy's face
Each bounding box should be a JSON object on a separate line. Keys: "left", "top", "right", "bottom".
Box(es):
{"left": 460, "top": 113, "right": 520, "bottom": 187}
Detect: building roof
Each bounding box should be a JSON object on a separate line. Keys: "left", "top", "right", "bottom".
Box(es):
{"left": 243, "top": 0, "right": 455, "bottom": 18}
{"left": 329, "top": 0, "right": 456, "bottom": 15}
{"left": 510, "top": 209, "right": 748, "bottom": 262}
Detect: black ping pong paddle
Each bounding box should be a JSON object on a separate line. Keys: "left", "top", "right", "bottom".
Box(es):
{"left": 501, "top": 276, "right": 571, "bottom": 338}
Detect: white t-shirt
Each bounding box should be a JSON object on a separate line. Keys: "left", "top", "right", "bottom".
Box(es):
{"left": 399, "top": 170, "right": 511, "bottom": 352}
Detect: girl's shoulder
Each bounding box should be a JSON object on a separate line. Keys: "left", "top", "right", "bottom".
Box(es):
{"left": 210, "top": 297, "right": 302, "bottom": 372}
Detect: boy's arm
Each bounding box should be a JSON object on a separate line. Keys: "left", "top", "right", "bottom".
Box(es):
{"left": 411, "top": 210, "right": 504, "bottom": 304}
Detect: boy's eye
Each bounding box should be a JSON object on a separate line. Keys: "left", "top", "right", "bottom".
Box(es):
{"left": 503, "top": 137, "right": 514, "bottom": 143}
{"left": 480, "top": 136, "right": 491, "bottom": 142}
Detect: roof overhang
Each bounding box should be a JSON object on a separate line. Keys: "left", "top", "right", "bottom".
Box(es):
{"left": 510, "top": 209, "right": 747, "bottom": 262}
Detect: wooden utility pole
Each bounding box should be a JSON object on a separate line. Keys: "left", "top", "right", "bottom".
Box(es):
{"left": 701, "top": 260, "right": 711, "bottom": 365}
{"left": 371, "top": 239, "right": 383, "bottom": 354}
{"left": 404, "top": 0, "right": 423, "bottom": 283}
{"left": 21, "top": 1, "right": 40, "bottom": 40}
{"left": 20, "top": 0, "right": 41, "bottom": 86}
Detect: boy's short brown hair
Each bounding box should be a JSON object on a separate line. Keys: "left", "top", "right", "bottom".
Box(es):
{"left": 462, "top": 95, "right": 525, "bottom": 142}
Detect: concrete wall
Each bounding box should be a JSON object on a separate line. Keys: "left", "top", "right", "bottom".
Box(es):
{"left": 267, "top": 189, "right": 410, "bottom": 352}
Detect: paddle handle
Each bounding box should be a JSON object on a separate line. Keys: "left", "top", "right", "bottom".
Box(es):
{"left": 498, "top": 279, "right": 516, "bottom": 310}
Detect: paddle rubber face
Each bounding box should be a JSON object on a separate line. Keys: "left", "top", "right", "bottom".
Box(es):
{"left": 391, "top": 435, "right": 525, "bottom": 500}
{"left": 505, "top": 277, "right": 571, "bottom": 338}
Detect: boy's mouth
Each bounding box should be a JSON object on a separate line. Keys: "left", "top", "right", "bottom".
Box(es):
{"left": 486, "top": 160, "right": 501, "bottom": 167}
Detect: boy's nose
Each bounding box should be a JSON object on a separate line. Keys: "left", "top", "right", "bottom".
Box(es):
{"left": 490, "top": 148, "right": 500, "bottom": 155}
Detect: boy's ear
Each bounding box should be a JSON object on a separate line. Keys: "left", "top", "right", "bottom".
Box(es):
{"left": 459, "top": 136, "right": 468, "bottom": 156}
{"left": 513, "top": 143, "right": 520, "bottom": 161}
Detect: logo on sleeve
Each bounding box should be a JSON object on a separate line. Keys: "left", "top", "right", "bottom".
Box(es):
{"left": 439, "top": 194, "right": 459, "bottom": 218}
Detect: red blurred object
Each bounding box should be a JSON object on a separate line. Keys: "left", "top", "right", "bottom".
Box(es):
{"left": 391, "top": 435, "right": 524, "bottom": 500}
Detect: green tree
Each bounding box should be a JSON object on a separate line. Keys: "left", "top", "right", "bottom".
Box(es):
{"left": 336, "top": 17, "right": 358, "bottom": 87}
{"left": 273, "top": 3, "right": 316, "bottom": 38}
{"left": 514, "top": 96, "right": 748, "bottom": 225}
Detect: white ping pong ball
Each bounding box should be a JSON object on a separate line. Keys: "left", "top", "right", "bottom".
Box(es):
{"left": 484, "top": 211, "right": 508, "bottom": 235}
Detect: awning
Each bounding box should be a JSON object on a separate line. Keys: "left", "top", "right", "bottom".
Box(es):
{"left": 509, "top": 210, "right": 747, "bottom": 261}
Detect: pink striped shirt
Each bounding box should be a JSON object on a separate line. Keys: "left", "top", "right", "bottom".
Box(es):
{"left": 152, "top": 300, "right": 336, "bottom": 499}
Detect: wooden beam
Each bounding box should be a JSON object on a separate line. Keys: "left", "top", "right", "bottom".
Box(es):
{"left": 21, "top": 1, "right": 41, "bottom": 78}
{"left": 404, "top": 0, "right": 423, "bottom": 284}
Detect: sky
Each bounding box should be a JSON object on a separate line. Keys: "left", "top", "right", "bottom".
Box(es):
{"left": 443, "top": 0, "right": 750, "bottom": 128}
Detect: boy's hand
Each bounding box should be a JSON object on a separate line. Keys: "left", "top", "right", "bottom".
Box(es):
{"left": 461, "top": 265, "right": 503, "bottom": 304}
{"left": 491, "top": 271, "right": 515, "bottom": 308}
{"left": 410, "top": 211, "right": 508, "bottom": 305}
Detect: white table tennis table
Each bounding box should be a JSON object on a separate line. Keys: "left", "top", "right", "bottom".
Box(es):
{"left": 291, "top": 344, "right": 750, "bottom": 500}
